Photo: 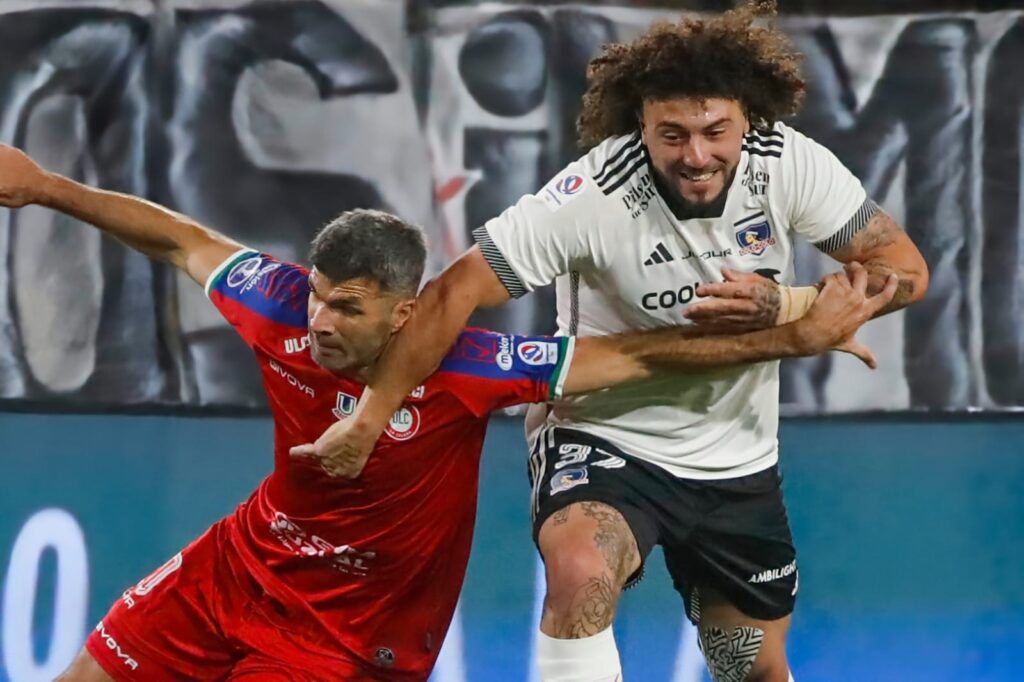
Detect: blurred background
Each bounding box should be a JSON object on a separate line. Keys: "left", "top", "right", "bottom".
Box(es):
{"left": 0, "top": 0, "right": 1022, "bottom": 680}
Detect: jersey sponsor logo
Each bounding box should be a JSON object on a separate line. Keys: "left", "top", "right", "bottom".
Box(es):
{"left": 269, "top": 359, "right": 315, "bottom": 398}
{"left": 736, "top": 220, "right": 776, "bottom": 256}
{"left": 542, "top": 174, "right": 587, "bottom": 211}
{"left": 747, "top": 559, "right": 797, "bottom": 584}
{"left": 284, "top": 335, "right": 310, "bottom": 354}
{"left": 333, "top": 391, "right": 358, "bottom": 419}
{"left": 641, "top": 281, "right": 702, "bottom": 311}
{"left": 550, "top": 465, "right": 589, "bottom": 494}
{"left": 270, "top": 512, "right": 377, "bottom": 577}
{"left": 241, "top": 262, "right": 281, "bottom": 293}
{"left": 496, "top": 335, "right": 514, "bottom": 371}
{"left": 386, "top": 406, "right": 421, "bottom": 441}
{"left": 557, "top": 174, "right": 584, "bottom": 195}
{"left": 643, "top": 242, "right": 675, "bottom": 266}
{"left": 517, "top": 341, "right": 560, "bottom": 366}
{"left": 226, "top": 256, "right": 263, "bottom": 287}
{"left": 741, "top": 168, "right": 770, "bottom": 196}
{"left": 226, "top": 255, "right": 282, "bottom": 292}
{"left": 645, "top": 245, "right": 732, "bottom": 267}
{"left": 95, "top": 621, "right": 140, "bottom": 670}
{"left": 622, "top": 173, "right": 656, "bottom": 218}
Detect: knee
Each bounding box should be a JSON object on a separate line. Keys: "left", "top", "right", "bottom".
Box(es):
{"left": 543, "top": 541, "right": 611, "bottom": 594}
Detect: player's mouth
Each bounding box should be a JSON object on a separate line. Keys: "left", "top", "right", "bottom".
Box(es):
{"left": 311, "top": 336, "right": 346, "bottom": 359}
{"left": 679, "top": 168, "right": 719, "bottom": 188}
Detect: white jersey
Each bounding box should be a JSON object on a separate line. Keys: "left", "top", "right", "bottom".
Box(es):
{"left": 475, "top": 122, "right": 875, "bottom": 479}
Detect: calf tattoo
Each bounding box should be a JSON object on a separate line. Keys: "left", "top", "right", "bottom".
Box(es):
{"left": 699, "top": 626, "right": 764, "bottom": 682}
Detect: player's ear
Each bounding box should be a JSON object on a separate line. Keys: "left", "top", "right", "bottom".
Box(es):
{"left": 389, "top": 297, "right": 416, "bottom": 332}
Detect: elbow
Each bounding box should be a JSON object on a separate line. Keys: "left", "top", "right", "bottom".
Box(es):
{"left": 908, "top": 254, "right": 929, "bottom": 304}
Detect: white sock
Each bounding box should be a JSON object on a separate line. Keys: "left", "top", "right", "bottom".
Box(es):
{"left": 536, "top": 626, "right": 623, "bottom": 682}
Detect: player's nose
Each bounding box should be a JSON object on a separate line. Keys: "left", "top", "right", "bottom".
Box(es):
{"left": 308, "top": 304, "right": 334, "bottom": 334}
{"left": 681, "top": 138, "right": 711, "bottom": 168}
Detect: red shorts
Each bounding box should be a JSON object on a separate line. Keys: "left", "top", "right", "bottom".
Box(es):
{"left": 85, "top": 519, "right": 387, "bottom": 681}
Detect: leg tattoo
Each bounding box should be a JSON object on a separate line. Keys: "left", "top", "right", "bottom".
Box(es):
{"left": 699, "top": 626, "right": 764, "bottom": 682}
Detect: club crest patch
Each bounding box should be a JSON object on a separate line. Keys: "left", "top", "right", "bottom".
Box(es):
{"left": 736, "top": 221, "right": 776, "bottom": 256}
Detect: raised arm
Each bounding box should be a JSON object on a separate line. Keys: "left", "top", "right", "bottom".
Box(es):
{"left": 0, "top": 144, "right": 242, "bottom": 285}
{"left": 562, "top": 263, "right": 897, "bottom": 395}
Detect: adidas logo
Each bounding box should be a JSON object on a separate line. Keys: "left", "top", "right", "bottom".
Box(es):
{"left": 643, "top": 243, "right": 674, "bottom": 266}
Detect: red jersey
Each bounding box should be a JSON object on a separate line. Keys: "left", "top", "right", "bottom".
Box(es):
{"left": 204, "top": 249, "right": 573, "bottom": 679}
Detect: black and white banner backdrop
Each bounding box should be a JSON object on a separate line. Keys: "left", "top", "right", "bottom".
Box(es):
{"left": 0, "top": 1, "right": 1020, "bottom": 412}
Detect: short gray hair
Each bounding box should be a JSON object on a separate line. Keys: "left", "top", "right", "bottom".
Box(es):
{"left": 308, "top": 209, "right": 426, "bottom": 295}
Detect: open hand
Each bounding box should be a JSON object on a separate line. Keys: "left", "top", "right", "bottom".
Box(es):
{"left": 0, "top": 145, "right": 48, "bottom": 209}
{"left": 684, "top": 268, "right": 780, "bottom": 332}
{"left": 798, "top": 262, "right": 898, "bottom": 368}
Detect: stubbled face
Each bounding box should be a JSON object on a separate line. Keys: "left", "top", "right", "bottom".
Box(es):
{"left": 641, "top": 97, "right": 748, "bottom": 212}
{"left": 306, "top": 268, "right": 413, "bottom": 376}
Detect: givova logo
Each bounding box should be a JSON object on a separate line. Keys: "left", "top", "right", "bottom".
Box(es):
{"left": 96, "top": 621, "right": 139, "bottom": 671}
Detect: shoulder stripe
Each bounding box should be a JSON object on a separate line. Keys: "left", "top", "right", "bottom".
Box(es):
{"left": 748, "top": 127, "right": 784, "bottom": 140}
{"left": 595, "top": 144, "right": 645, "bottom": 189}
{"left": 601, "top": 156, "right": 649, "bottom": 195}
{"left": 473, "top": 226, "right": 529, "bottom": 298}
{"left": 742, "top": 146, "right": 782, "bottom": 159}
{"left": 814, "top": 199, "right": 880, "bottom": 253}
{"left": 593, "top": 133, "right": 642, "bottom": 183}
{"left": 204, "top": 248, "right": 259, "bottom": 298}
{"left": 744, "top": 137, "right": 783, "bottom": 149}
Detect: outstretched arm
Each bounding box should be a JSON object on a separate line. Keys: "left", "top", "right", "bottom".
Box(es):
{"left": 562, "top": 263, "right": 896, "bottom": 395}
{"left": 0, "top": 144, "right": 242, "bottom": 285}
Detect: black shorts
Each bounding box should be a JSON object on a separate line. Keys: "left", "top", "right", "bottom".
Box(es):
{"left": 528, "top": 427, "right": 797, "bottom": 623}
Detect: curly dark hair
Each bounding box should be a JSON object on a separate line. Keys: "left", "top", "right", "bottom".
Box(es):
{"left": 577, "top": 0, "right": 805, "bottom": 147}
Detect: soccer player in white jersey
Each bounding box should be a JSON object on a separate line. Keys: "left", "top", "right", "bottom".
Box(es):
{"left": 296, "top": 3, "right": 929, "bottom": 681}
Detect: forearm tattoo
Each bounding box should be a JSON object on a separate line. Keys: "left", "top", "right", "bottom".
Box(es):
{"left": 830, "top": 210, "right": 923, "bottom": 314}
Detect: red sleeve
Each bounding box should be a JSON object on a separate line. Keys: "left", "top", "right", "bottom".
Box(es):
{"left": 435, "top": 329, "right": 575, "bottom": 417}
{"left": 203, "top": 249, "right": 309, "bottom": 348}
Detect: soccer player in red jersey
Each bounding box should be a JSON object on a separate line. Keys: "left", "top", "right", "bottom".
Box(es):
{"left": 0, "top": 144, "right": 890, "bottom": 681}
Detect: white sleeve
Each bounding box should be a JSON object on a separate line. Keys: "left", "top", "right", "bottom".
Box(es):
{"left": 473, "top": 168, "right": 596, "bottom": 298}
{"left": 780, "top": 125, "right": 878, "bottom": 252}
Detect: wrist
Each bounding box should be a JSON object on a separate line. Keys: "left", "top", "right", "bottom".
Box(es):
{"left": 775, "top": 286, "right": 819, "bottom": 325}
{"left": 783, "top": 320, "right": 820, "bottom": 357}
{"left": 36, "top": 171, "right": 72, "bottom": 209}
{"left": 351, "top": 388, "right": 401, "bottom": 431}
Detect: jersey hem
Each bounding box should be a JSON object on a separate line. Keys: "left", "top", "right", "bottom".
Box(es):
{"left": 548, "top": 337, "right": 575, "bottom": 400}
